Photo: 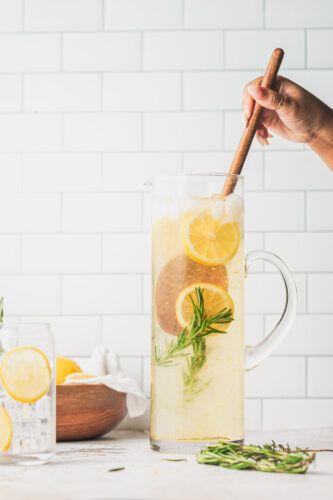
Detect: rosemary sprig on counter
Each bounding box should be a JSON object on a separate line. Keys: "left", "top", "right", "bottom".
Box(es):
{"left": 108, "top": 467, "right": 125, "bottom": 472}
{"left": 197, "top": 440, "right": 316, "bottom": 474}
{"left": 155, "top": 287, "right": 233, "bottom": 399}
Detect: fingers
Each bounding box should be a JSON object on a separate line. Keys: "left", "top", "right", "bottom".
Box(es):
{"left": 256, "top": 131, "right": 266, "bottom": 147}
{"left": 243, "top": 76, "right": 283, "bottom": 146}
{"left": 261, "top": 107, "right": 276, "bottom": 128}
{"left": 242, "top": 101, "right": 272, "bottom": 146}
{"left": 256, "top": 126, "right": 269, "bottom": 147}
{"left": 243, "top": 93, "right": 254, "bottom": 122}
{"left": 247, "top": 86, "right": 291, "bottom": 114}
{"left": 256, "top": 123, "right": 274, "bottom": 147}
{"left": 243, "top": 76, "right": 262, "bottom": 120}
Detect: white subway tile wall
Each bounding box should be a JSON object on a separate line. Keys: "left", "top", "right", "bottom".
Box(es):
{"left": 0, "top": 0, "right": 331, "bottom": 431}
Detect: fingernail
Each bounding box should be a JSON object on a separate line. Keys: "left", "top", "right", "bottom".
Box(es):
{"left": 248, "top": 85, "right": 265, "bottom": 99}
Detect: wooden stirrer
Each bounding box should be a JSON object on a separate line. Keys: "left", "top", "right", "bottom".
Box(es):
{"left": 222, "top": 48, "right": 284, "bottom": 196}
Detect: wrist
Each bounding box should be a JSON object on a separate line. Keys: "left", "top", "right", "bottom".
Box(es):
{"left": 309, "top": 105, "right": 333, "bottom": 170}
{"left": 309, "top": 105, "right": 333, "bottom": 149}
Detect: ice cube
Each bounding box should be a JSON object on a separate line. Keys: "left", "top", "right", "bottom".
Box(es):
{"left": 211, "top": 199, "right": 226, "bottom": 220}
{"left": 225, "top": 194, "right": 243, "bottom": 220}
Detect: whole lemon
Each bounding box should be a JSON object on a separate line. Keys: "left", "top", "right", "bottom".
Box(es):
{"left": 56, "top": 356, "right": 81, "bottom": 385}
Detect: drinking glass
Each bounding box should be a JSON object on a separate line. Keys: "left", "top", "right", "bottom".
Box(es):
{"left": 149, "top": 173, "right": 297, "bottom": 452}
{"left": 0, "top": 323, "right": 55, "bottom": 465}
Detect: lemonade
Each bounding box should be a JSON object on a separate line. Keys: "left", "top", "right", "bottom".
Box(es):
{"left": 150, "top": 175, "right": 245, "bottom": 450}
{"left": 0, "top": 324, "right": 55, "bottom": 464}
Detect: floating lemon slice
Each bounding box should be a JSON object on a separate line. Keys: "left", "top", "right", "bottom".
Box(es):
{"left": 182, "top": 213, "right": 240, "bottom": 266}
{"left": 0, "top": 407, "right": 12, "bottom": 452}
{"left": 176, "top": 283, "right": 234, "bottom": 332}
{"left": 65, "top": 373, "right": 96, "bottom": 382}
{"left": 0, "top": 346, "right": 51, "bottom": 404}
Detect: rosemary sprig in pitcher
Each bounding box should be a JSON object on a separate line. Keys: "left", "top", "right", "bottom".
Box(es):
{"left": 155, "top": 287, "right": 233, "bottom": 399}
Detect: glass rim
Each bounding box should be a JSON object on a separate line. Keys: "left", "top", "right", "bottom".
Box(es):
{"left": 145, "top": 172, "right": 243, "bottom": 186}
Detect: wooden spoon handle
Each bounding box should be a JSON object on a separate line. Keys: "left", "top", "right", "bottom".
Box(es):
{"left": 223, "top": 48, "right": 284, "bottom": 196}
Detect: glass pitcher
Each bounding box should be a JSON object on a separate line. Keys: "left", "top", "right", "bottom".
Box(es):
{"left": 149, "top": 173, "right": 297, "bottom": 452}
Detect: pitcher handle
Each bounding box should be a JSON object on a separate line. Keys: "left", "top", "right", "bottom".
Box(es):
{"left": 244, "top": 250, "right": 297, "bottom": 371}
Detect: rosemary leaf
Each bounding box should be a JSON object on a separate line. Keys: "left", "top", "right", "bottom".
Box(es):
{"left": 108, "top": 467, "right": 125, "bottom": 472}
{"left": 161, "top": 458, "right": 187, "bottom": 462}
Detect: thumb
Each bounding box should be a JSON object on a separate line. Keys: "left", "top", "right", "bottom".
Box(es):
{"left": 247, "top": 85, "right": 290, "bottom": 113}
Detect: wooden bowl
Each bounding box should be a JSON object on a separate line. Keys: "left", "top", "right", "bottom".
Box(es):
{"left": 56, "top": 384, "right": 127, "bottom": 442}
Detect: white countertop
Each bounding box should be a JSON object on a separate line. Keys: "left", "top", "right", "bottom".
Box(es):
{"left": 2, "top": 428, "right": 333, "bottom": 500}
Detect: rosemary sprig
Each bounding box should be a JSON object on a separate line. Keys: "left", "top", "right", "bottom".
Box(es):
{"left": 197, "top": 440, "right": 316, "bottom": 474}
{"left": 155, "top": 287, "right": 233, "bottom": 399}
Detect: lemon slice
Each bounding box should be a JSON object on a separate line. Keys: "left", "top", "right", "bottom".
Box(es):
{"left": 182, "top": 213, "right": 240, "bottom": 266}
{"left": 0, "top": 347, "right": 51, "bottom": 404}
{"left": 0, "top": 407, "right": 12, "bottom": 452}
{"left": 176, "top": 283, "right": 234, "bottom": 332}
{"left": 65, "top": 373, "right": 95, "bottom": 382}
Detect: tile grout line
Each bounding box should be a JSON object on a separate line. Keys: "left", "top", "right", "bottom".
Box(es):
{"left": 2, "top": 28, "right": 333, "bottom": 34}
{"left": 1, "top": 68, "right": 333, "bottom": 76}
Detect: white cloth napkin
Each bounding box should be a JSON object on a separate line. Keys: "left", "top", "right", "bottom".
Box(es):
{"left": 63, "top": 346, "right": 147, "bottom": 418}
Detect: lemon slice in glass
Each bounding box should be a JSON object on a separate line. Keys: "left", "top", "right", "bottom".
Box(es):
{"left": 182, "top": 213, "right": 239, "bottom": 266}
{"left": 175, "top": 283, "right": 234, "bottom": 332}
{"left": 0, "top": 346, "right": 51, "bottom": 404}
{"left": 0, "top": 407, "right": 12, "bottom": 451}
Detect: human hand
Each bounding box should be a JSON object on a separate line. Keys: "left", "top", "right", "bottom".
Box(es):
{"left": 243, "top": 75, "right": 333, "bottom": 147}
